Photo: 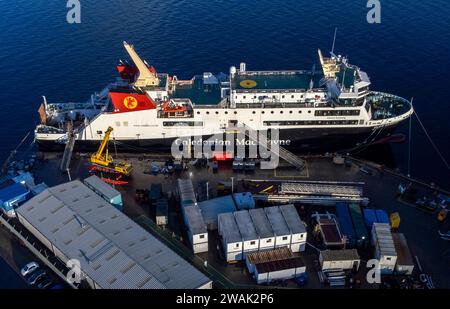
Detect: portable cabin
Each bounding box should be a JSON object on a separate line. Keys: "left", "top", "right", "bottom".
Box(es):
{"left": 218, "top": 212, "right": 243, "bottom": 262}
{"left": 248, "top": 208, "right": 275, "bottom": 250}
{"left": 84, "top": 175, "right": 123, "bottom": 211}
{"left": 279, "top": 204, "right": 307, "bottom": 252}
{"left": 264, "top": 206, "right": 291, "bottom": 248}
{"left": 234, "top": 210, "right": 259, "bottom": 254}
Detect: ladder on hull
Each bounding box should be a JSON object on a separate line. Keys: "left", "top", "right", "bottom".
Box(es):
{"left": 232, "top": 123, "right": 305, "bottom": 170}
{"left": 59, "top": 122, "right": 75, "bottom": 172}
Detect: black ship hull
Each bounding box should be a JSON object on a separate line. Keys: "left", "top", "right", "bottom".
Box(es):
{"left": 36, "top": 124, "right": 400, "bottom": 154}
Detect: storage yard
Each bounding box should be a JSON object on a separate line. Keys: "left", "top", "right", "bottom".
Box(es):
{"left": 0, "top": 150, "right": 449, "bottom": 289}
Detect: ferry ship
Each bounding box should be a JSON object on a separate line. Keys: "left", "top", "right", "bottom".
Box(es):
{"left": 35, "top": 42, "right": 413, "bottom": 153}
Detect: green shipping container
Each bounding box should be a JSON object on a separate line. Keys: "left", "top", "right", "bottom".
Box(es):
{"left": 348, "top": 203, "right": 369, "bottom": 248}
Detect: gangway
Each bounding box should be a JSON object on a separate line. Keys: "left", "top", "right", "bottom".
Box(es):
{"left": 59, "top": 122, "right": 75, "bottom": 172}
{"left": 231, "top": 123, "right": 305, "bottom": 170}
{"left": 280, "top": 182, "right": 363, "bottom": 197}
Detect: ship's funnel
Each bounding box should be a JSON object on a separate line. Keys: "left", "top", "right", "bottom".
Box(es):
{"left": 123, "top": 41, "right": 159, "bottom": 87}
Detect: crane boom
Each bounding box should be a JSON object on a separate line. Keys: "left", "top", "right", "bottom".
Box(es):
{"left": 91, "top": 126, "right": 113, "bottom": 167}
{"left": 123, "top": 41, "right": 159, "bottom": 87}
{"left": 89, "top": 126, "right": 132, "bottom": 176}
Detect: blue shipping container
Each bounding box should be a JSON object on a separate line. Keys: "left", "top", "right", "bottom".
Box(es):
{"left": 0, "top": 183, "right": 29, "bottom": 212}
{"left": 363, "top": 209, "right": 378, "bottom": 230}
{"left": 335, "top": 202, "right": 356, "bottom": 247}
{"left": 375, "top": 210, "right": 390, "bottom": 224}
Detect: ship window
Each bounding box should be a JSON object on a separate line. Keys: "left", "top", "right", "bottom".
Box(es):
{"left": 215, "top": 111, "right": 219, "bottom": 115}
{"left": 206, "top": 111, "right": 209, "bottom": 115}
{"left": 252, "top": 111, "right": 256, "bottom": 114}
{"left": 243, "top": 96, "right": 246, "bottom": 99}
{"left": 123, "top": 121, "right": 128, "bottom": 126}
{"left": 97, "top": 130, "right": 102, "bottom": 135}
{"left": 308, "top": 110, "right": 311, "bottom": 113}
{"left": 298, "top": 110, "right": 302, "bottom": 113}
{"left": 289, "top": 110, "right": 293, "bottom": 114}
{"left": 280, "top": 111, "right": 283, "bottom": 114}
{"left": 261, "top": 111, "right": 265, "bottom": 114}
{"left": 253, "top": 96, "right": 257, "bottom": 99}
{"left": 225, "top": 111, "right": 228, "bottom": 114}
{"left": 282, "top": 95, "right": 285, "bottom": 99}
{"left": 234, "top": 111, "right": 237, "bottom": 114}
{"left": 291, "top": 95, "right": 294, "bottom": 99}
{"left": 272, "top": 95, "right": 276, "bottom": 98}
{"left": 271, "top": 111, "right": 274, "bottom": 114}
{"left": 197, "top": 111, "right": 200, "bottom": 115}
{"left": 116, "top": 122, "right": 120, "bottom": 127}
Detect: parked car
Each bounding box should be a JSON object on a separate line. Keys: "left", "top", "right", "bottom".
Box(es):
{"left": 21, "top": 261, "right": 39, "bottom": 277}
{"left": 27, "top": 269, "right": 46, "bottom": 285}
{"left": 37, "top": 277, "right": 53, "bottom": 289}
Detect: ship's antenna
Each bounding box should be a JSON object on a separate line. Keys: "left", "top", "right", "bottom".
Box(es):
{"left": 331, "top": 27, "right": 338, "bottom": 56}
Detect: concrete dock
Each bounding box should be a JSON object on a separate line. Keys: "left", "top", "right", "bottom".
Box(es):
{"left": 1, "top": 151, "right": 449, "bottom": 289}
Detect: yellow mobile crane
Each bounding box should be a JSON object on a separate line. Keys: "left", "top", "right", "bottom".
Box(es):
{"left": 90, "top": 127, "right": 132, "bottom": 176}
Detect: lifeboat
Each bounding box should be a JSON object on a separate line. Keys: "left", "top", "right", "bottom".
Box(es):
{"left": 162, "top": 100, "right": 186, "bottom": 113}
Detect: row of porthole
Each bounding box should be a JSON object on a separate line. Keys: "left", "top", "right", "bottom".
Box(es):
{"left": 197, "top": 110, "right": 312, "bottom": 115}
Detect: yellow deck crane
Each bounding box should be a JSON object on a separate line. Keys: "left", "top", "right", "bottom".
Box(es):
{"left": 90, "top": 127, "right": 132, "bottom": 176}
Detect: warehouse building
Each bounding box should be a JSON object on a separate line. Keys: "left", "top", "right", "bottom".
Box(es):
{"left": 248, "top": 208, "right": 275, "bottom": 251}
{"left": 16, "top": 180, "right": 212, "bottom": 289}
{"left": 184, "top": 205, "right": 208, "bottom": 254}
{"left": 218, "top": 212, "right": 243, "bottom": 262}
{"left": 84, "top": 175, "right": 123, "bottom": 211}
{"left": 319, "top": 249, "right": 360, "bottom": 271}
{"left": 264, "top": 206, "right": 291, "bottom": 248}
{"left": 234, "top": 210, "right": 259, "bottom": 254}
{"left": 279, "top": 204, "right": 307, "bottom": 252}
{"left": 371, "top": 223, "right": 397, "bottom": 274}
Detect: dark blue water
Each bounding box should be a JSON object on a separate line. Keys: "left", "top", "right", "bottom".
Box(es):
{"left": 0, "top": 0, "right": 449, "bottom": 187}
{"left": 0, "top": 258, "right": 27, "bottom": 289}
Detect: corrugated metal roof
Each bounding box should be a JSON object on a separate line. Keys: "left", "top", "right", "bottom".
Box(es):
{"left": 84, "top": 175, "right": 120, "bottom": 200}
{"left": 373, "top": 223, "right": 397, "bottom": 256}
{"left": 279, "top": 204, "right": 306, "bottom": 234}
{"left": 184, "top": 206, "right": 207, "bottom": 235}
{"left": 247, "top": 247, "right": 293, "bottom": 264}
{"left": 255, "top": 257, "right": 305, "bottom": 273}
{"left": 218, "top": 212, "right": 242, "bottom": 243}
{"left": 178, "top": 179, "right": 197, "bottom": 205}
{"left": 16, "top": 180, "right": 211, "bottom": 289}
{"left": 248, "top": 208, "right": 273, "bottom": 239}
{"left": 198, "top": 195, "right": 236, "bottom": 227}
{"left": 320, "top": 249, "right": 360, "bottom": 261}
{"left": 264, "top": 207, "right": 290, "bottom": 236}
{"left": 234, "top": 210, "right": 258, "bottom": 241}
